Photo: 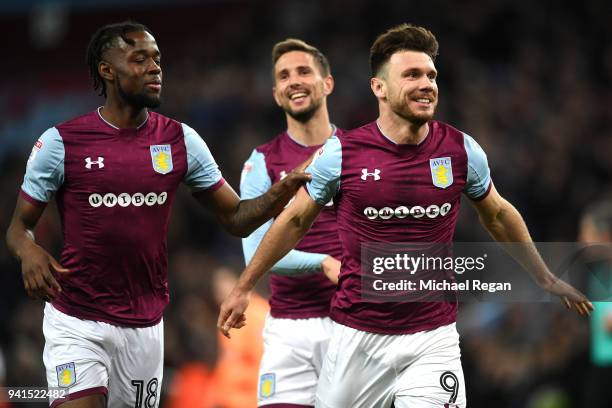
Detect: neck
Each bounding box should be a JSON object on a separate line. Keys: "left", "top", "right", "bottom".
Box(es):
{"left": 377, "top": 105, "right": 429, "bottom": 145}
{"left": 100, "top": 98, "right": 149, "bottom": 129}
{"left": 286, "top": 105, "right": 333, "bottom": 146}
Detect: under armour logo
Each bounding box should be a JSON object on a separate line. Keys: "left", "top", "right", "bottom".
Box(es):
{"left": 85, "top": 157, "right": 105, "bottom": 169}
{"left": 361, "top": 168, "right": 381, "bottom": 181}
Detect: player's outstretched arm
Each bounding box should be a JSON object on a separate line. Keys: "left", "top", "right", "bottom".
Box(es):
{"left": 240, "top": 149, "right": 339, "bottom": 279}
{"left": 471, "top": 184, "right": 593, "bottom": 316}
{"left": 6, "top": 197, "right": 69, "bottom": 302}
{"left": 218, "top": 188, "right": 323, "bottom": 338}
{"left": 194, "top": 170, "right": 311, "bottom": 238}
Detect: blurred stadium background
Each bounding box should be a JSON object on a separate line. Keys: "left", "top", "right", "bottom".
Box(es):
{"left": 0, "top": 0, "right": 611, "bottom": 407}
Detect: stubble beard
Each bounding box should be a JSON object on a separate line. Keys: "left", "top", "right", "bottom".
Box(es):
{"left": 284, "top": 97, "right": 322, "bottom": 123}
{"left": 389, "top": 93, "right": 436, "bottom": 127}
{"left": 117, "top": 79, "right": 161, "bottom": 109}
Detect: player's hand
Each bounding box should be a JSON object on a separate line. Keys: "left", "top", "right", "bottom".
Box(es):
{"left": 217, "top": 286, "right": 251, "bottom": 339}
{"left": 539, "top": 277, "right": 593, "bottom": 317}
{"left": 273, "top": 169, "right": 312, "bottom": 197}
{"left": 20, "top": 244, "right": 70, "bottom": 302}
{"left": 321, "top": 256, "right": 341, "bottom": 284}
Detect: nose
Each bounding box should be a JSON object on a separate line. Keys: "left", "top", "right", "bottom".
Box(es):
{"left": 419, "top": 78, "right": 434, "bottom": 92}
{"left": 148, "top": 59, "right": 161, "bottom": 75}
{"left": 418, "top": 75, "right": 435, "bottom": 92}
{"left": 288, "top": 72, "right": 303, "bottom": 87}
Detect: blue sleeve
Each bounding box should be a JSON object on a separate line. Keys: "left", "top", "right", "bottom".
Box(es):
{"left": 21, "top": 127, "right": 65, "bottom": 203}
{"left": 240, "top": 149, "right": 328, "bottom": 275}
{"left": 182, "top": 123, "right": 223, "bottom": 191}
{"left": 463, "top": 133, "right": 492, "bottom": 200}
{"left": 305, "top": 135, "right": 342, "bottom": 205}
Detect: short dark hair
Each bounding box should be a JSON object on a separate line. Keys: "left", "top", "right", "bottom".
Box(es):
{"left": 86, "top": 21, "right": 153, "bottom": 98}
{"left": 370, "top": 23, "right": 439, "bottom": 77}
{"left": 271, "top": 38, "right": 330, "bottom": 79}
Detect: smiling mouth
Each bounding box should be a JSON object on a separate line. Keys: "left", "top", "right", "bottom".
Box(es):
{"left": 289, "top": 92, "right": 308, "bottom": 101}
{"left": 414, "top": 97, "right": 432, "bottom": 105}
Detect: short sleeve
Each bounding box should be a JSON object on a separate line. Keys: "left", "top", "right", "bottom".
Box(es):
{"left": 463, "top": 133, "right": 492, "bottom": 200}
{"left": 240, "top": 148, "right": 329, "bottom": 275}
{"left": 305, "top": 136, "right": 342, "bottom": 205}
{"left": 182, "top": 123, "right": 224, "bottom": 192}
{"left": 240, "top": 149, "right": 271, "bottom": 199}
{"left": 20, "top": 127, "right": 65, "bottom": 205}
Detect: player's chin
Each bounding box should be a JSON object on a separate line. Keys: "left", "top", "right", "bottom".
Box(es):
{"left": 286, "top": 104, "right": 316, "bottom": 121}
{"left": 144, "top": 94, "right": 162, "bottom": 109}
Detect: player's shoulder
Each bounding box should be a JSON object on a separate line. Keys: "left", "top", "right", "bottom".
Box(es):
{"left": 431, "top": 120, "right": 467, "bottom": 142}
{"left": 149, "top": 111, "right": 184, "bottom": 131}
{"left": 253, "top": 131, "right": 288, "bottom": 156}
{"left": 55, "top": 110, "right": 99, "bottom": 132}
{"left": 333, "top": 126, "right": 347, "bottom": 138}
{"left": 150, "top": 111, "right": 179, "bottom": 126}
{"left": 338, "top": 121, "right": 377, "bottom": 142}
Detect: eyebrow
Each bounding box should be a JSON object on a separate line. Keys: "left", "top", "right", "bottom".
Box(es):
{"left": 277, "top": 64, "right": 312, "bottom": 72}
{"left": 401, "top": 67, "right": 437, "bottom": 74}
{"left": 131, "top": 49, "right": 161, "bottom": 56}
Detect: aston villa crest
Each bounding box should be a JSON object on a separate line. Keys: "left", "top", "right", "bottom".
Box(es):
{"left": 150, "top": 145, "right": 173, "bottom": 175}
{"left": 430, "top": 157, "right": 453, "bottom": 188}
{"left": 56, "top": 362, "right": 76, "bottom": 388}
{"left": 259, "top": 373, "right": 276, "bottom": 398}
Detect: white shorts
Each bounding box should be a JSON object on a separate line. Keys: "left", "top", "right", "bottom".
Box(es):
{"left": 258, "top": 315, "right": 333, "bottom": 407}
{"left": 43, "top": 304, "right": 164, "bottom": 408}
{"left": 316, "top": 322, "right": 466, "bottom": 408}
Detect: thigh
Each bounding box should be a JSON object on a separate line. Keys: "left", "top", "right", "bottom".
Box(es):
{"left": 259, "top": 317, "right": 329, "bottom": 407}
{"left": 394, "top": 325, "right": 466, "bottom": 408}
{"left": 55, "top": 394, "right": 106, "bottom": 408}
{"left": 315, "top": 323, "right": 395, "bottom": 408}
{"left": 43, "top": 305, "right": 111, "bottom": 407}
{"left": 108, "top": 320, "right": 164, "bottom": 408}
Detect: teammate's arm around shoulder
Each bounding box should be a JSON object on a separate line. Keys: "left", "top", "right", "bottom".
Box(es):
{"left": 194, "top": 171, "right": 311, "bottom": 237}
{"left": 218, "top": 136, "right": 342, "bottom": 337}
{"left": 183, "top": 124, "right": 310, "bottom": 237}
{"left": 240, "top": 149, "right": 339, "bottom": 279}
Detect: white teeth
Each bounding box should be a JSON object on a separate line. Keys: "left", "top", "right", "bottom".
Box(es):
{"left": 290, "top": 92, "right": 307, "bottom": 100}
{"left": 416, "top": 98, "right": 430, "bottom": 103}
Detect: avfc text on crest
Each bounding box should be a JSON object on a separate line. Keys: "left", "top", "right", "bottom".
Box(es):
{"left": 429, "top": 157, "right": 453, "bottom": 189}
{"left": 150, "top": 145, "right": 173, "bottom": 175}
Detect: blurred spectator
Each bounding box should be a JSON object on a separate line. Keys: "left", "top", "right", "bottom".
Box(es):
{"left": 577, "top": 199, "right": 612, "bottom": 406}
{"left": 165, "top": 266, "right": 267, "bottom": 408}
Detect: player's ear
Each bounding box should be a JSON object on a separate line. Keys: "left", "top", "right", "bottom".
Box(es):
{"left": 323, "top": 75, "right": 334, "bottom": 96}
{"left": 98, "top": 61, "right": 114, "bottom": 82}
{"left": 371, "top": 77, "right": 386, "bottom": 99}
{"left": 272, "top": 86, "right": 282, "bottom": 107}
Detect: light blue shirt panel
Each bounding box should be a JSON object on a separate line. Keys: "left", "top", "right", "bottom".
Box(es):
{"left": 182, "top": 123, "right": 223, "bottom": 191}
{"left": 240, "top": 150, "right": 271, "bottom": 200}
{"left": 21, "top": 127, "right": 65, "bottom": 203}
{"left": 463, "top": 133, "right": 492, "bottom": 199}
{"left": 305, "top": 135, "right": 342, "bottom": 205}
{"left": 240, "top": 149, "right": 327, "bottom": 275}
